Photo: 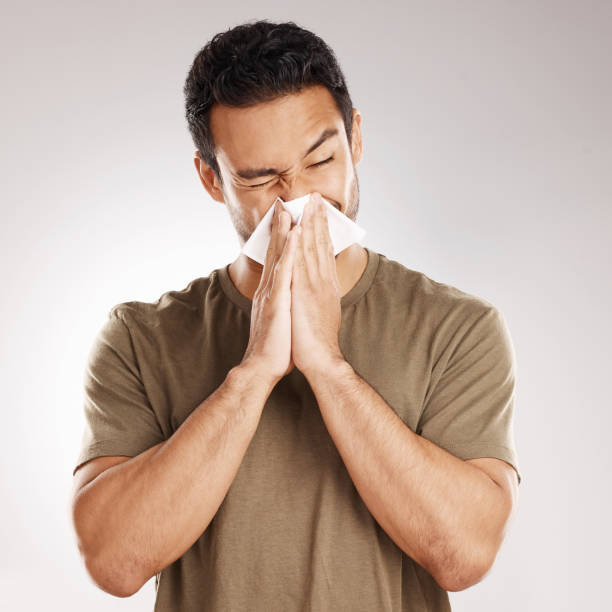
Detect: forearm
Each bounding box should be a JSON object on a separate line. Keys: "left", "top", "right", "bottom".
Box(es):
{"left": 304, "top": 357, "right": 505, "bottom": 591}
{"left": 73, "top": 360, "right": 276, "bottom": 595}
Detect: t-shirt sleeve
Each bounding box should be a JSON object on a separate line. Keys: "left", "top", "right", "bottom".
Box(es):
{"left": 416, "top": 304, "right": 522, "bottom": 485}
{"left": 73, "top": 309, "right": 166, "bottom": 476}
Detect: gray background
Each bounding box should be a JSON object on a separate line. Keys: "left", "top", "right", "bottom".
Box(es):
{"left": 1, "top": 1, "right": 610, "bottom": 610}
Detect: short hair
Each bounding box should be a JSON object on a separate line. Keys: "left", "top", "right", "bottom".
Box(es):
{"left": 183, "top": 19, "right": 355, "bottom": 187}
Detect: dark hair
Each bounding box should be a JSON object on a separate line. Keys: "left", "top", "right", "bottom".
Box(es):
{"left": 183, "top": 19, "right": 354, "bottom": 187}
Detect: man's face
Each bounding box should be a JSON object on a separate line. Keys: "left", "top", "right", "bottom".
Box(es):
{"left": 198, "top": 84, "right": 363, "bottom": 249}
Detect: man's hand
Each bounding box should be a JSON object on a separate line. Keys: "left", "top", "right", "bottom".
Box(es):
{"left": 241, "top": 200, "right": 301, "bottom": 385}
{"left": 290, "top": 192, "right": 344, "bottom": 376}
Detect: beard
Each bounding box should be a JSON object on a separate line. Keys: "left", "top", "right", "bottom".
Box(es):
{"left": 225, "top": 199, "right": 254, "bottom": 249}
{"left": 343, "top": 165, "right": 360, "bottom": 224}
{"left": 226, "top": 165, "right": 360, "bottom": 249}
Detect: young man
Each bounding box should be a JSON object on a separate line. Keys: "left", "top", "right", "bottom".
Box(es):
{"left": 70, "top": 19, "right": 521, "bottom": 611}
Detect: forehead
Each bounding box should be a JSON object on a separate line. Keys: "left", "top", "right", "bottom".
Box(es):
{"left": 210, "top": 85, "right": 345, "bottom": 171}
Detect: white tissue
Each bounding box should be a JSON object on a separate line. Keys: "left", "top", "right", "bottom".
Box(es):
{"left": 241, "top": 193, "right": 366, "bottom": 265}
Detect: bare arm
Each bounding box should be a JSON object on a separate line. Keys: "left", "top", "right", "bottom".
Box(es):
{"left": 72, "top": 360, "right": 275, "bottom": 597}
{"left": 73, "top": 203, "right": 300, "bottom": 597}
{"left": 303, "top": 357, "right": 513, "bottom": 592}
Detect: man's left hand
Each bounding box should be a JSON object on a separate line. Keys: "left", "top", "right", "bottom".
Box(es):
{"left": 290, "top": 192, "right": 344, "bottom": 376}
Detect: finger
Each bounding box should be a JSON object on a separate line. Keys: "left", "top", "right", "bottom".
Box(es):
{"left": 275, "top": 225, "right": 301, "bottom": 293}
{"left": 293, "top": 216, "right": 306, "bottom": 276}
{"left": 266, "top": 209, "right": 293, "bottom": 296}
{"left": 262, "top": 201, "right": 286, "bottom": 289}
{"left": 301, "top": 196, "right": 318, "bottom": 284}
{"left": 261, "top": 201, "right": 280, "bottom": 278}
{"left": 312, "top": 197, "right": 334, "bottom": 276}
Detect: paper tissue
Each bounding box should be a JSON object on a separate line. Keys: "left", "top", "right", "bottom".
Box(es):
{"left": 241, "top": 193, "right": 366, "bottom": 265}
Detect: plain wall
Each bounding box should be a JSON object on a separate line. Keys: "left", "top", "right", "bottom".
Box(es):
{"left": 1, "top": 1, "right": 610, "bottom": 609}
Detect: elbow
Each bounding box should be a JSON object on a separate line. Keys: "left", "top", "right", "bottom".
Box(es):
{"left": 75, "top": 534, "right": 142, "bottom": 598}
{"left": 84, "top": 552, "right": 142, "bottom": 598}
{"left": 438, "top": 549, "right": 494, "bottom": 593}
{"left": 439, "top": 564, "right": 486, "bottom": 593}
{"left": 70, "top": 496, "right": 142, "bottom": 598}
{"left": 429, "top": 532, "right": 494, "bottom": 593}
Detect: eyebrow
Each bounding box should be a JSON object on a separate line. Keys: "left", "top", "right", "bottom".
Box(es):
{"left": 234, "top": 127, "right": 339, "bottom": 180}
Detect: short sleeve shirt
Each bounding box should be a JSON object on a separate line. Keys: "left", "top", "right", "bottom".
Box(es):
{"left": 74, "top": 247, "right": 521, "bottom": 611}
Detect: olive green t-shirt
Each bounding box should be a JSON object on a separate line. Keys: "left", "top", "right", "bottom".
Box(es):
{"left": 74, "top": 247, "right": 521, "bottom": 611}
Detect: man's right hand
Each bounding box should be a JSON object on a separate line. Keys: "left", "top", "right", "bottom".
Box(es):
{"left": 241, "top": 200, "right": 301, "bottom": 385}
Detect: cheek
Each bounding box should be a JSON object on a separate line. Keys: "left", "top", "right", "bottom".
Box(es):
{"left": 226, "top": 188, "right": 269, "bottom": 228}
{"left": 325, "top": 158, "right": 352, "bottom": 197}
{"left": 317, "top": 157, "right": 348, "bottom": 190}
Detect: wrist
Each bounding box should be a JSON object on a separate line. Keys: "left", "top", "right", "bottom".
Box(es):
{"left": 301, "top": 353, "right": 350, "bottom": 383}
{"left": 229, "top": 358, "right": 280, "bottom": 396}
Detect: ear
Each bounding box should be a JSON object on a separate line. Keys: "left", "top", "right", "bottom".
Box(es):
{"left": 193, "top": 151, "right": 225, "bottom": 204}
{"left": 350, "top": 108, "right": 363, "bottom": 166}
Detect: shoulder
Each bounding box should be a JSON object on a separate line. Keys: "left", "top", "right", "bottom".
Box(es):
{"left": 107, "top": 271, "right": 219, "bottom": 337}
{"left": 374, "top": 251, "right": 499, "bottom": 328}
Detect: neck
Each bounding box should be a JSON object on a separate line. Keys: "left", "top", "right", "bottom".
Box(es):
{"left": 228, "top": 243, "right": 369, "bottom": 302}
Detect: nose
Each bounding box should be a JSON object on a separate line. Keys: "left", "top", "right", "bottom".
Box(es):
{"left": 273, "top": 177, "right": 341, "bottom": 213}
{"left": 275, "top": 174, "right": 310, "bottom": 204}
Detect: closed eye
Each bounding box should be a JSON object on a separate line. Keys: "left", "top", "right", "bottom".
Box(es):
{"left": 310, "top": 156, "right": 334, "bottom": 167}
{"left": 247, "top": 157, "right": 334, "bottom": 188}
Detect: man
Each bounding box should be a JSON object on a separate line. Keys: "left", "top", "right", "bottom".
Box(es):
{"left": 70, "top": 19, "right": 521, "bottom": 611}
